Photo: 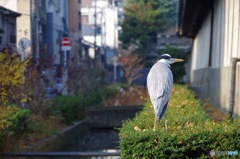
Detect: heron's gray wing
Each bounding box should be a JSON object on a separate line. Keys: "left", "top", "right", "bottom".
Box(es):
{"left": 147, "top": 62, "right": 173, "bottom": 120}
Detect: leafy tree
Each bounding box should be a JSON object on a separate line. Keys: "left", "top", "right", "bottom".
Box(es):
{"left": 0, "top": 52, "right": 32, "bottom": 151}
{"left": 157, "top": 0, "right": 177, "bottom": 30}
{"left": 120, "top": 0, "right": 177, "bottom": 57}
{"left": 0, "top": 52, "right": 29, "bottom": 105}
{"left": 118, "top": 52, "right": 144, "bottom": 86}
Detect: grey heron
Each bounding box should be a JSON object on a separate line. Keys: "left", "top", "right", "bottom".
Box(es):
{"left": 147, "top": 54, "right": 184, "bottom": 131}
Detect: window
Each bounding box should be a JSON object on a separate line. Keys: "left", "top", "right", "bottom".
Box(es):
{"left": 9, "top": 23, "right": 16, "bottom": 44}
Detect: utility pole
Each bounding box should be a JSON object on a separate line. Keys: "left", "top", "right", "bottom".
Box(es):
{"left": 35, "top": 0, "right": 39, "bottom": 65}
{"left": 94, "top": 0, "right": 97, "bottom": 59}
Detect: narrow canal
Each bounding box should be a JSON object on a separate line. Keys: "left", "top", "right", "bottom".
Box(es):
{"left": 53, "top": 106, "right": 143, "bottom": 159}
{"left": 62, "top": 128, "right": 120, "bottom": 159}
{"left": 5, "top": 106, "right": 142, "bottom": 159}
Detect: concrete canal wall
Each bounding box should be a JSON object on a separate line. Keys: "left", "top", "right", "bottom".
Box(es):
{"left": 88, "top": 105, "right": 143, "bottom": 128}
{"left": 23, "top": 120, "right": 89, "bottom": 152}
{"left": 23, "top": 105, "right": 143, "bottom": 152}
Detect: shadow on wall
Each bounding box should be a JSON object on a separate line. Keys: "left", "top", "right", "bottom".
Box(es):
{"left": 188, "top": 66, "right": 237, "bottom": 115}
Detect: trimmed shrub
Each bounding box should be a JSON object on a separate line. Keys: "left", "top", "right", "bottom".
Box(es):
{"left": 119, "top": 84, "right": 240, "bottom": 158}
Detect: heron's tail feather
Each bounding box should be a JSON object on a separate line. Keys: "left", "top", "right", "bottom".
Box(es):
{"left": 156, "top": 100, "right": 169, "bottom": 120}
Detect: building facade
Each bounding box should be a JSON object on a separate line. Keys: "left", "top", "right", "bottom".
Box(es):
{"left": 178, "top": 0, "right": 240, "bottom": 115}
{"left": 0, "top": 6, "right": 20, "bottom": 53}
{"left": 81, "top": 0, "right": 123, "bottom": 65}
{"left": 68, "top": 0, "right": 82, "bottom": 68}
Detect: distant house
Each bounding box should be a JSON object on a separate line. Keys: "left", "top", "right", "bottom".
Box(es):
{"left": 157, "top": 27, "right": 192, "bottom": 51}
{"left": 0, "top": 6, "right": 21, "bottom": 52}
{"left": 178, "top": 0, "right": 240, "bottom": 115}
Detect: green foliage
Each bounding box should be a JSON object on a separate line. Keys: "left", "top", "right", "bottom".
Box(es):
{"left": 0, "top": 52, "right": 34, "bottom": 151}
{"left": 51, "top": 83, "right": 126, "bottom": 124}
{"left": 163, "top": 47, "right": 188, "bottom": 83}
{"left": 0, "top": 53, "right": 29, "bottom": 105}
{"left": 0, "top": 105, "right": 31, "bottom": 150}
{"left": 51, "top": 96, "right": 87, "bottom": 124}
{"left": 157, "top": 0, "right": 177, "bottom": 30}
{"left": 120, "top": 0, "right": 177, "bottom": 56}
{"left": 119, "top": 85, "right": 240, "bottom": 158}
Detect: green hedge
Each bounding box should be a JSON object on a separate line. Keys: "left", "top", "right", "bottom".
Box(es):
{"left": 51, "top": 83, "right": 127, "bottom": 124}
{"left": 119, "top": 85, "right": 240, "bottom": 158}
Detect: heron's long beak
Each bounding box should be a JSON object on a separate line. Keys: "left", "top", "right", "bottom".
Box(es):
{"left": 171, "top": 58, "right": 184, "bottom": 62}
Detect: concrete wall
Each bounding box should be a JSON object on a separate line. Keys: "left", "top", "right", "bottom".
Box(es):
{"left": 191, "top": 0, "right": 240, "bottom": 115}
{"left": 24, "top": 121, "right": 89, "bottom": 152}
{"left": 192, "top": 65, "right": 240, "bottom": 115}
{"left": 88, "top": 105, "right": 143, "bottom": 128}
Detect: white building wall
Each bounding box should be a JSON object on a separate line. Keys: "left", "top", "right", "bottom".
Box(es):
{"left": 191, "top": 0, "right": 240, "bottom": 115}
{"left": 223, "top": 0, "right": 240, "bottom": 66}
{"left": 192, "top": 0, "right": 240, "bottom": 69}
{"left": 211, "top": 0, "right": 240, "bottom": 67}
{"left": 211, "top": 0, "right": 224, "bottom": 68}
{"left": 81, "top": 0, "right": 118, "bottom": 49}
{"left": 16, "top": 0, "right": 31, "bottom": 58}
{"left": 191, "top": 11, "right": 211, "bottom": 76}
{"left": 104, "top": 6, "right": 118, "bottom": 49}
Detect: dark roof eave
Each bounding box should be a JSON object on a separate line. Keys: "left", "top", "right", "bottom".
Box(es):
{"left": 177, "top": 0, "right": 213, "bottom": 38}
{"left": 0, "top": 6, "right": 21, "bottom": 17}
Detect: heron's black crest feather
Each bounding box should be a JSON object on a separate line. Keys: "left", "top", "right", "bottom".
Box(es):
{"left": 160, "top": 54, "right": 171, "bottom": 60}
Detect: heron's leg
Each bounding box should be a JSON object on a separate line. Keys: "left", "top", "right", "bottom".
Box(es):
{"left": 164, "top": 114, "right": 168, "bottom": 131}
{"left": 165, "top": 119, "right": 168, "bottom": 131}
{"left": 153, "top": 117, "right": 157, "bottom": 131}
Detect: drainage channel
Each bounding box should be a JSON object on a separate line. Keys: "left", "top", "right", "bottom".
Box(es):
{"left": 61, "top": 127, "right": 120, "bottom": 159}
{"left": 59, "top": 105, "right": 144, "bottom": 159}
{"left": 2, "top": 106, "right": 143, "bottom": 159}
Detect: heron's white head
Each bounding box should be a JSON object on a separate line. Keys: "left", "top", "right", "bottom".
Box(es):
{"left": 158, "top": 54, "right": 184, "bottom": 65}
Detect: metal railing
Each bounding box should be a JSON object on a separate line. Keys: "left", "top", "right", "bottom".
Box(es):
{"left": 229, "top": 58, "right": 240, "bottom": 121}
{"left": 1, "top": 151, "right": 121, "bottom": 158}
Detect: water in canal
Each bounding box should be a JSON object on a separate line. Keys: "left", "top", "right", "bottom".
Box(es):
{"left": 62, "top": 127, "right": 120, "bottom": 159}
